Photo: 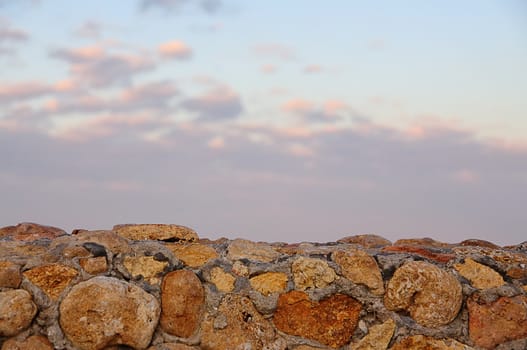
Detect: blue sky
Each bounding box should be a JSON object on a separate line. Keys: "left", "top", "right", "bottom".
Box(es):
{"left": 1, "top": 0, "right": 526, "bottom": 244}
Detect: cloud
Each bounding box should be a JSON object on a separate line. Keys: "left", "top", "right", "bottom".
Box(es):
{"left": 0, "top": 19, "right": 29, "bottom": 56}
{"left": 260, "top": 64, "right": 277, "bottom": 74}
{"left": 75, "top": 21, "right": 103, "bottom": 39}
{"left": 181, "top": 86, "right": 243, "bottom": 121}
{"left": 140, "top": 0, "right": 222, "bottom": 14}
{"left": 253, "top": 43, "right": 295, "bottom": 60}
{"left": 159, "top": 40, "right": 192, "bottom": 60}
{"left": 303, "top": 64, "right": 322, "bottom": 74}
{"left": 51, "top": 45, "right": 155, "bottom": 87}
{"left": 281, "top": 98, "right": 350, "bottom": 122}
{"left": 0, "top": 82, "right": 52, "bottom": 103}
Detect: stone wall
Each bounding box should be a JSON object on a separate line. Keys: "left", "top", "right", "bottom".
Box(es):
{"left": 1, "top": 223, "right": 526, "bottom": 350}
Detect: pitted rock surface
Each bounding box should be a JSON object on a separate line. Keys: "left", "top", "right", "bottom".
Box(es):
{"left": 0, "top": 261, "right": 21, "bottom": 288}
{"left": 350, "top": 319, "right": 396, "bottom": 350}
{"left": 0, "top": 222, "right": 66, "bottom": 241}
{"left": 124, "top": 255, "right": 168, "bottom": 284}
{"left": 160, "top": 270, "right": 204, "bottom": 338}
{"left": 59, "top": 276, "right": 160, "bottom": 350}
{"left": 388, "top": 335, "right": 474, "bottom": 350}
{"left": 1, "top": 334, "right": 54, "bottom": 350}
{"left": 273, "top": 290, "right": 362, "bottom": 348}
{"left": 208, "top": 266, "right": 236, "bottom": 293}
{"left": 249, "top": 272, "right": 288, "bottom": 295}
{"left": 454, "top": 258, "right": 505, "bottom": 289}
{"left": 23, "top": 263, "right": 78, "bottom": 300}
{"left": 166, "top": 243, "right": 218, "bottom": 267}
{"left": 0, "top": 289, "right": 37, "bottom": 337}
{"left": 113, "top": 224, "right": 198, "bottom": 242}
{"left": 292, "top": 256, "right": 337, "bottom": 290}
{"left": 227, "top": 239, "right": 280, "bottom": 262}
{"left": 147, "top": 344, "right": 200, "bottom": 350}
{"left": 332, "top": 249, "right": 384, "bottom": 295}
{"left": 384, "top": 261, "right": 462, "bottom": 327}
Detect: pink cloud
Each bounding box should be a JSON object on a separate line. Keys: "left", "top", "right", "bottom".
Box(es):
{"left": 303, "top": 64, "right": 322, "bottom": 74}
{"left": 260, "top": 64, "right": 277, "bottom": 74}
{"left": 323, "top": 99, "right": 348, "bottom": 114}
{"left": 159, "top": 40, "right": 193, "bottom": 60}
{"left": 207, "top": 136, "right": 225, "bottom": 149}
{"left": 0, "top": 82, "right": 51, "bottom": 103}
{"left": 452, "top": 169, "right": 479, "bottom": 184}
{"left": 181, "top": 86, "right": 243, "bottom": 121}
{"left": 281, "top": 98, "right": 314, "bottom": 114}
{"left": 0, "top": 20, "right": 29, "bottom": 43}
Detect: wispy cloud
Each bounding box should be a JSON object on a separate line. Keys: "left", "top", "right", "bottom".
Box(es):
{"left": 75, "top": 21, "right": 103, "bottom": 39}
{"left": 181, "top": 86, "right": 243, "bottom": 121}
{"left": 253, "top": 43, "right": 295, "bottom": 60}
{"left": 303, "top": 64, "right": 322, "bottom": 74}
{"left": 159, "top": 40, "right": 193, "bottom": 60}
{"left": 0, "top": 19, "right": 29, "bottom": 56}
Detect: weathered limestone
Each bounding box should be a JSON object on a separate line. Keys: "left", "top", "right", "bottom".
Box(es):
{"left": 332, "top": 250, "right": 384, "bottom": 295}
{"left": 113, "top": 224, "right": 198, "bottom": 242}
{"left": 59, "top": 276, "right": 160, "bottom": 350}
{"left": 0, "top": 222, "right": 66, "bottom": 241}
{"left": 350, "top": 319, "right": 396, "bottom": 350}
{"left": 167, "top": 243, "right": 218, "bottom": 267}
{"left": 467, "top": 294, "right": 527, "bottom": 349}
{"left": 454, "top": 258, "right": 505, "bottom": 289}
{"left": 388, "top": 335, "right": 474, "bottom": 350}
{"left": 208, "top": 267, "right": 236, "bottom": 293}
{"left": 273, "top": 290, "right": 362, "bottom": 348}
{"left": 249, "top": 272, "right": 288, "bottom": 295}
{"left": 292, "top": 256, "right": 337, "bottom": 290}
{"left": 160, "top": 270, "right": 205, "bottom": 338}
{"left": 23, "top": 263, "right": 78, "bottom": 300}
{"left": 384, "top": 261, "right": 462, "bottom": 327}
{"left": 1, "top": 335, "right": 54, "bottom": 350}
{"left": 79, "top": 256, "right": 108, "bottom": 275}
{"left": 0, "top": 290, "right": 37, "bottom": 337}
{"left": 337, "top": 234, "right": 392, "bottom": 248}
{"left": 227, "top": 239, "right": 280, "bottom": 262}
{"left": 0, "top": 261, "right": 21, "bottom": 288}
{"left": 123, "top": 255, "right": 168, "bottom": 284}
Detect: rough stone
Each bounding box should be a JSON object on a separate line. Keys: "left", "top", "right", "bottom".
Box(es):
{"left": 160, "top": 270, "right": 204, "bottom": 338}
{"left": 70, "top": 230, "right": 132, "bottom": 254}
{"left": 0, "top": 261, "right": 21, "bottom": 288}
{"left": 23, "top": 263, "right": 78, "bottom": 300}
{"left": 388, "top": 335, "right": 474, "bottom": 350}
{"left": 454, "top": 258, "right": 505, "bottom": 289}
{"left": 113, "top": 224, "right": 198, "bottom": 242}
{"left": 382, "top": 245, "right": 455, "bottom": 263}
{"left": 0, "top": 222, "right": 66, "bottom": 241}
{"left": 227, "top": 239, "right": 280, "bottom": 262}
{"left": 123, "top": 255, "right": 168, "bottom": 284}
{"left": 393, "top": 238, "right": 452, "bottom": 248}
{"left": 350, "top": 319, "right": 396, "bottom": 350}
{"left": 201, "top": 294, "right": 285, "bottom": 350}
{"left": 384, "top": 261, "right": 462, "bottom": 328}
{"left": 147, "top": 345, "right": 199, "bottom": 350}
{"left": 337, "top": 234, "right": 392, "bottom": 248}
{"left": 293, "top": 346, "right": 327, "bottom": 350}
{"left": 249, "top": 272, "right": 288, "bottom": 296}
{"left": 467, "top": 294, "right": 527, "bottom": 349}
{"left": 273, "top": 290, "right": 362, "bottom": 348}
{"left": 0, "top": 290, "right": 37, "bottom": 337}
{"left": 231, "top": 260, "right": 249, "bottom": 276}
{"left": 332, "top": 250, "right": 384, "bottom": 295}
{"left": 506, "top": 266, "right": 527, "bottom": 279}
{"left": 209, "top": 267, "right": 236, "bottom": 293}
{"left": 62, "top": 245, "right": 91, "bottom": 258}
{"left": 59, "top": 276, "right": 160, "bottom": 350}
{"left": 458, "top": 239, "right": 501, "bottom": 249}
{"left": 79, "top": 256, "right": 108, "bottom": 275}
{"left": 292, "top": 257, "right": 337, "bottom": 290}
{"left": 1, "top": 335, "right": 54, "bottom": 350}
{"left": 166, "top": 243, "right": 218, "bottom": 267}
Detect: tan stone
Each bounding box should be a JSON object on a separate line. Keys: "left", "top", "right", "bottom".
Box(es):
{"left": 147, "top": 345, "right": 199, "bottom": 350}
{"left": 393, "top": 237, "right": 452, "bottom": 248}
{"left": 0, "top": 222, "right": 66, "bottom": 241}
{"left": 113, "top": 224, "right": 198, "bottom": 242}
{"left": 70, "top": 230, "right": 132, "bottom": 254}
{"left": 332, "top": 250, "right": 384, "bottom": 295}
{"left": 232, "top": 260, "right": 249, "bottom": 276}
{"left": 388, "top": 335, "right": 474, "bottom": 350}
{"left": 350, "top": 319, "right": 396, "bottom": 350}
{"left": 23, "top": 264, "right": 78, "bottom": 300}
{"left": 161, "top": 270, "right": 204, "bottom": 338}
{"left": 292, "top": 257, "right": 337, "bottom": 290}
{"left": 209, "top": 267, "right": 236, "bottom": 293}
{"left": 382, "top": 245, "right": 455, "bottom": 264}
{"left": 337, "top": 234, "right": 392, "bottom": 248}
{"left": 0, "top": 261, "right": 21, "bottom": 288}
{"left": 62, "top": 245, "right": 91, "bottom": 258}
{"left": 250, "top": 272, "right": 288, "bottom": 295}
{"left": 523, "top": 285, "right": 527, "bottom": 292}
{"left": 123, "top": 255, "right": 168, "bottom": 284}
{"left": 0, "top": 290, "right": 37, "bottom": 337}
{"left": 227, "top": 239, "right": 280, "bottom": 262}
{"left": 1, "top": 335, "right": 54, "bottom": 350}
{"left": 201, "top": 294, "right": 285, "bottom": 350}
{"left": 384, "top": 261, "right": 462, "bottom": 328}
{"left": 274, "top": 290, "right": 361, "bottom": 348}
{"left": 166, "top": 243, "right": 218, "bottom": 267}
{"left": 458, "top": 239, "right": 500, "bottom": 249}
{"left": 79, "top": 256, "right": 108, "bottom": 275}
{"left": 467, "top": 294, "right": 527, "bottom": 349}
{"left": 293, "top": 346, "right": 326, "bottom": 350}
{"left": 59, "top": 276, "right": 160, "bottom": 350}
{"left": 454, "top": 258, "right": 505, "bottom": 289}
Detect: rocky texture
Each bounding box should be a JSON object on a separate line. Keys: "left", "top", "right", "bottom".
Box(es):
{"left": 467, "top": 294, "right": 527, "bottom": 349}
{"left": 1, "top": 222, "right": 526, "bottom": 350}
{"left": 384, "top": 261, "right": 462, "bottom": 328}
{"left": 273, "top": 290, "right": 362, "bottom": 348}
{"left": 160, "top": 270, "right": 204, "bottom": 338}
{"left": 0, "top": 290, "right": 37, "bottom": 337}
{"left": 59, "top": 276, "right": 160, "bottom": 350}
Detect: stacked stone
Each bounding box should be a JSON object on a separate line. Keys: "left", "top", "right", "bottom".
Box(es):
{"left": 0, "top": 222, "right": 526, "bottom": 350}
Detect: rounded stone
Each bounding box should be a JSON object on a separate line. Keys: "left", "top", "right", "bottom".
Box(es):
{"left": 160, "top": 270, "right": 205, "bottom": 338}
{"left": 292, "top": 257, "right": 337, "bottom": 290}
{"left": 1, "top": 335, "right": 54, "bottom": 350}
{"left": 0, "top": 289, "right": 37, "bottom": 337}
{"left": 113, "top": 224, "right": 198, "bottom": 242}
{"left": 332, "top": 250, "right": 384, "bottom": 295}
{"left": 249, "top": 272, "right": 288, "bottom": 296}
{"left": 384, "top": 261, "right": 462, "bottom": 328}
{"left": 59, "top": 276, "right": 160, "bottom": 350}
{"left": 389, "top": 335, "right": 474, "bottom": 350}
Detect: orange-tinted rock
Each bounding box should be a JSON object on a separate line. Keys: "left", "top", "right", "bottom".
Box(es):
{"left": 69, "top": 230, "right": 132, "bottom": 254}
{"left": 0, "top": 289, "right": 37, "bottom": 337}
{"left": 249, "top": 272, "right": 288, "bottom": 296}
{"left": 23, "top": 264, "right": 78, "bottom": 300}
{"left": 273, "top": 290, "right": 362, "bottom": 348}
{"left": 59, "top": 276, "right": 160, "bottom": 350}
{"left": 350, "top": 319, "right": 396, "bottom": 350}
{"left": 388, "top": 335, "right": 474, "bottom": 350}
{"left": 382, "top": 245, "right": 455, "bottom": 263}
{"left": 384, "top": 261, "right": 462, "bottom": 328}
{"left": 227, "top": 239, "right": 280, "bottom": 262}
{"left": 113, "top": 224, "right": 198, "bottom": 242}
{"left": 292, "top": 257, "right": 337, "bottom": 290}
{"left": 147, "top": 345, "right": 199, "bottom": 350}
{"left": 62, "top": 245, "right": 91, "bottom": 258}
{"left": 79, "top": 256, "right": 108, "bottom": 275}
{"left": 0, "top": 222, "right": 66, "bottom": 241}
{"left": 160, "top": 270, "right": 204, "bottom": 338}
{"left": 208, "top": 267, "right": 236, "bottom": 293}
{"left": 1, "top": 335, "right": 54, "bottom": 350}
{"left": 458, "top": 239, "right": 500, "bottom": 249}
{"left": 123, "top": 255, "right": 168, "bottom": 284}
{"left": 201, "top": 294, "right": 285, "bottom": 350}
{"left": 467, "top": 294, "right": 527, "bottom": 349}
{"left": 454, "top": 258, "right": 504, "bottom": 289}
{"left": 338, "top": 234, "right": 392, "bottom": 248}
{"left": 507, "top": 266, "right": 527, "bottom": 279}
{"left": 166, "top": 243, "right": 218, "bottom": 267}
{"left": 332, "top": 250, "right": 384, "bottom": 295}
{"left": 0, "top": 261, "right": 21, "bottom": 288}
{"left": 393, "top": 237, "right": 452, "bottom": 248}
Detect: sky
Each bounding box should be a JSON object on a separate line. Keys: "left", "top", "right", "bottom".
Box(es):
{"left": 0, "top": 0, "right": 526, "bottom": 245}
